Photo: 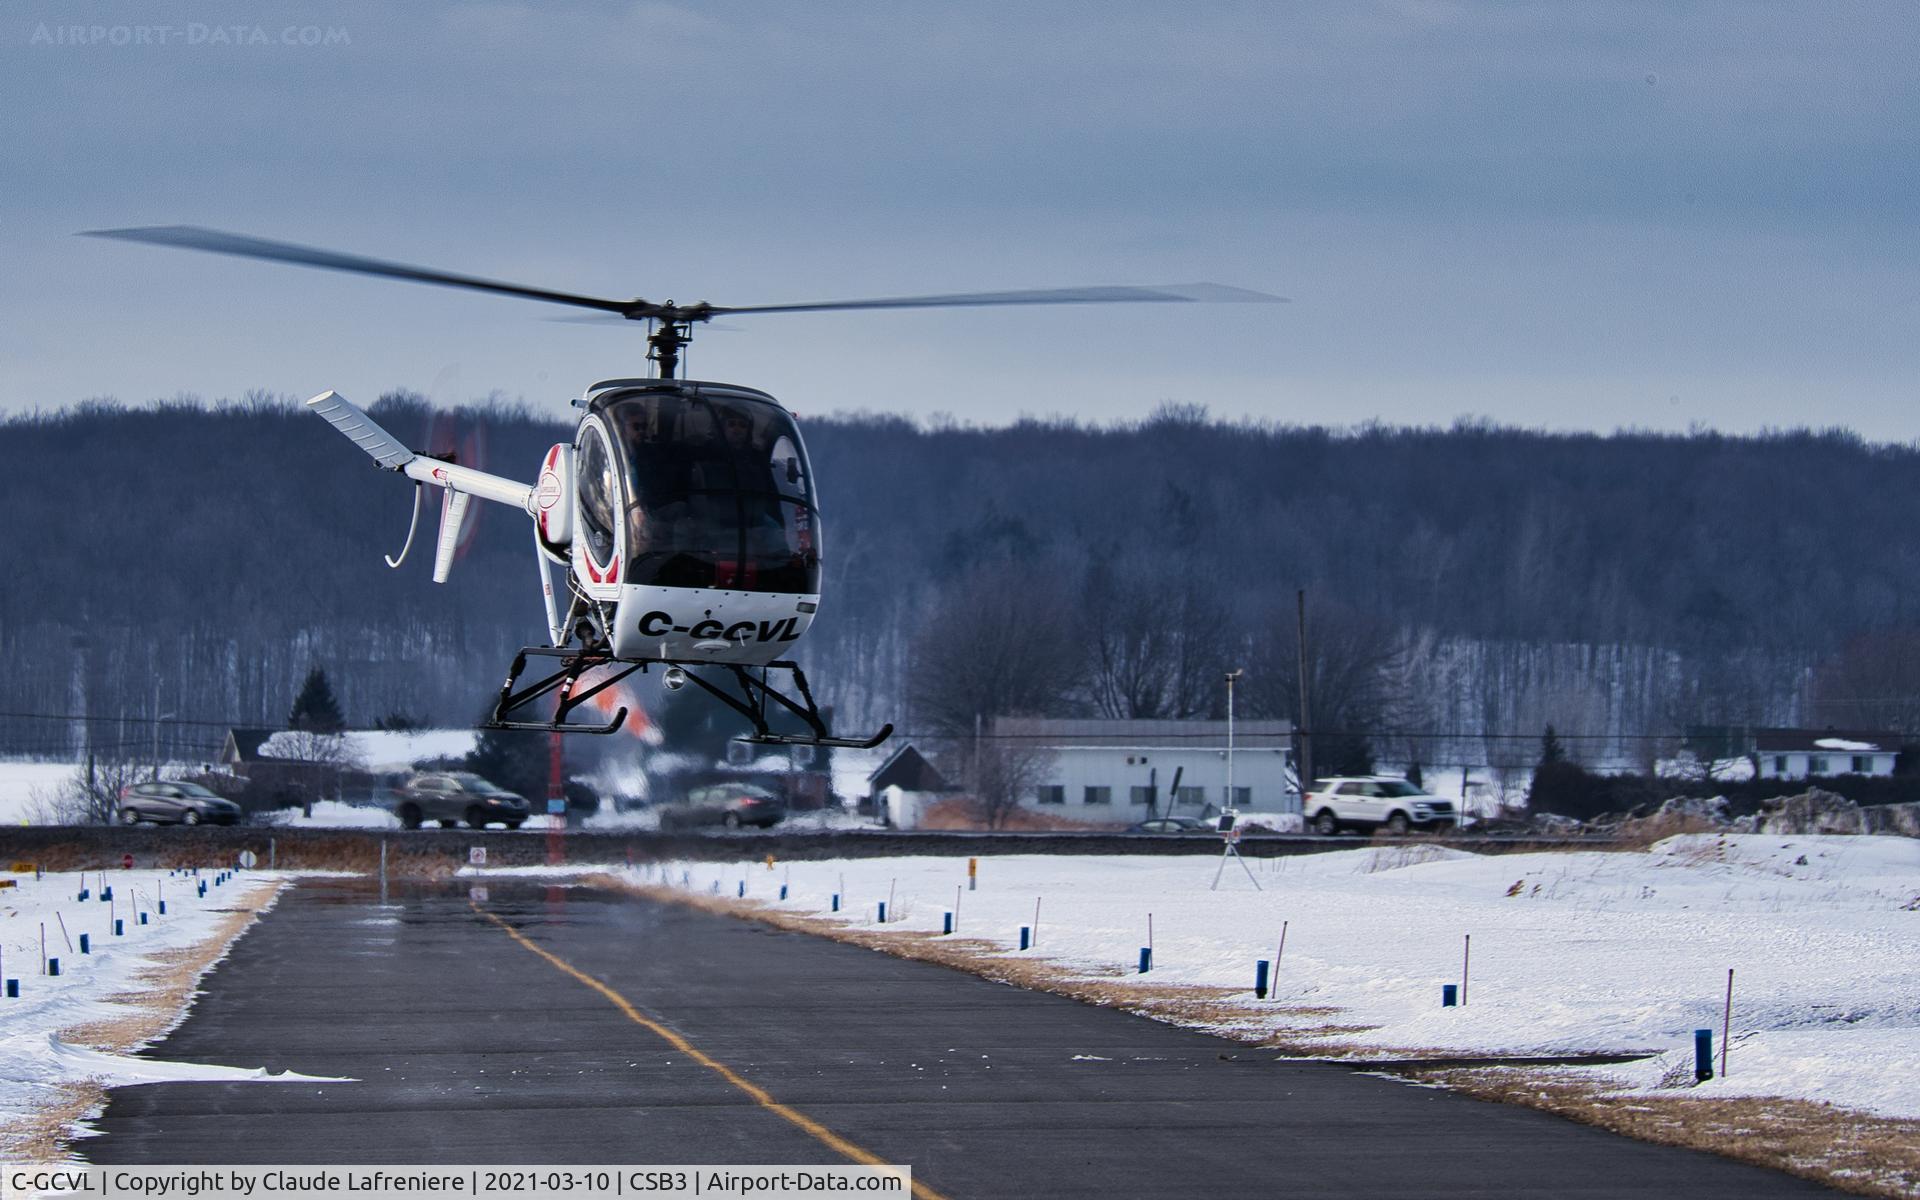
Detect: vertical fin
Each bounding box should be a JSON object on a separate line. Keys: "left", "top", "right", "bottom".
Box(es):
{"left": 433, "top": 490, "right": 472, "bottom": 584}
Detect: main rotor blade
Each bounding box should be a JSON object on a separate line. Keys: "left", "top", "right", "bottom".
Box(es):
{"left": 710, "top": 281, "right": 1286, "bottom": 316}
{"left": 80, "top": 225, "right": 641, "bottom": 316}
{"left": 81, "top": 225, "right": 1287, "bottom": 323}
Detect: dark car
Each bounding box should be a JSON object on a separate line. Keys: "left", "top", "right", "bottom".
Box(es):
{"left": 118, "top": 780, "right": 243, "bottom": 826}
{"left": 1127, "top": 817, "right": 1216, "bottom": 834}
{"left": 658, "top": 782, "right": 787, "bottom": 830}
{"left": 391, "top": 771, "right": 531, "bottom": 830}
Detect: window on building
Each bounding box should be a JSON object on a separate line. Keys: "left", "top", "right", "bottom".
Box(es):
{"left": 1773, "top": 756, "right": 1788, "bottom": 775}
{"left": 1084, "top": 786, "right": 1112, "bottom": 805}
{"left": 1852, "top": 755, "right": 1872, "bottom": 774}
{"left": 1228, "top": 786, "right": 1252, "bottom": 807}
{"left": 1810, "top": 756, "right": 1829, "bottom": 775}
{"left": 1175, "top": 786, "right": 1205, "bottom": 807}
{"left": 1130, "top": 785, "right": 1157, "bottom": 807}
{"left": 1035, "top": 785, "right": 1065, "bottom": 805}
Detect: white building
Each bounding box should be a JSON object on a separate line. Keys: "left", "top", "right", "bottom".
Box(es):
{"left": 991, "top": 717, "right": 1295, "bottom": 822}
{"left": 866, "top": 745, "right": 959, "bottom": 829}
{"left": 1754, "top": 729, "right": 1900, "bottom": 781}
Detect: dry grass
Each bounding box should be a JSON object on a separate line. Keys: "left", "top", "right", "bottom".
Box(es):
{"left": 0, "top": 879, "right": 285, "bottom": 1160}
{"left": 597, "top": 873, "right": 1920, "bottom": 1199}
{"left": 1421, "top": 1067, "right": 1920, "bottom": 1199}
{"left": 1, "top": 1082, "right": 107, "bottom": 1161}
{"left": 911, "top": 799, "right": 1126, "bottom": 832}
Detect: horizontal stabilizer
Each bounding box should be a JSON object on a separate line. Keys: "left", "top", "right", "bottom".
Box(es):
{"left": 306, "top": 390, "right": 414, "bottom": 470}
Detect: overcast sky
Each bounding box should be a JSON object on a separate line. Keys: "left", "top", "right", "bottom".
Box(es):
{"left": 3, "top": 2, "right": 1915, "bottom": 436}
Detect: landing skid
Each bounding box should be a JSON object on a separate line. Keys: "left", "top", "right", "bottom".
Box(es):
{"left": 677, "top": 659, "right": 893, "bottom": 750}
{"left": 483, "top": 647, "right": 892, "bottom": 749}
{"left": 485, "top": 646, "right": 642, "bottom": 735}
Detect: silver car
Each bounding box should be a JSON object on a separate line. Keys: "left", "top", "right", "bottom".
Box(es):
{"left": 118, "top": 781, "right": 244, "bottom": 826}
{"left": 659, "top": 782, "right": 788, "bottom": 830}
{"left": 391, "top": 772, "right": 531, "bottom": 830}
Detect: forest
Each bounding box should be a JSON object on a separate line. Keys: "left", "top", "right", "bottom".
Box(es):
{"left": 3, "top": 392, "right": 1918, "bottom": 779}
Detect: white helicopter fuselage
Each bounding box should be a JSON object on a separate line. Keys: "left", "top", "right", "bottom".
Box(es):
{"left": 593, "top": 583, "right": 817, "bottom": 664}
{"left": 309, "top": 386, "right": 824, "bottom": 671}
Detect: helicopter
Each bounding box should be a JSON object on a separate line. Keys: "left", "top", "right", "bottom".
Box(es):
{"left": 83, "top": 225, "right": 1283, "bottom": 747}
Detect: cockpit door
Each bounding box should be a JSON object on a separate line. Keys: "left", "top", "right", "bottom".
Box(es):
{"left": 572, "top": 418, "right": 624, "bottom": 595}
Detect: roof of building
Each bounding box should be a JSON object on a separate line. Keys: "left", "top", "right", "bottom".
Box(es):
{"left": 868, "top": 745, "right": 957, "bottom": 793}
{"left": 987, "top": 717, "right": 1292, "bottom": 749}
{"left": 223, "top": 728, "right": 276, "bottom": 763}
{"left": 1753, "top": 728, "right": 1901, "bottom": 755}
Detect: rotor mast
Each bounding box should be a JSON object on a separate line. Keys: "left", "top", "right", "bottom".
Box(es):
{"left": 646, "top": 319, "right": 692, "bottom": 379}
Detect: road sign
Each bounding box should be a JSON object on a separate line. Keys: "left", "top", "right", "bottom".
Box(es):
{"left": 236, "top": 849, "right": 258, "bottom": 869}
{"left": 469, "top": 847, "right": 487, "bottom": 866}
{"left": 121, "top": 853, "right": 135, "bottom": 870}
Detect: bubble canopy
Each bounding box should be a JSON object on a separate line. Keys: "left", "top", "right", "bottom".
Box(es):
{"left": 582, "top": 382, "right": 821, "bottom": 596}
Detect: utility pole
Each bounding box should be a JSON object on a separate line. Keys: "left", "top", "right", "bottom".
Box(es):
{"left": 1295, "top": 589, "right": 1313, "bottom": 804}
{"left": 1224, "top": 669, "right": 1243, "bottom": 812}
{"left": 972, "top": 711, "right": 983, "bottom": 799}
{"left": 150, "top": 679, "right": 162, "bottom": 781}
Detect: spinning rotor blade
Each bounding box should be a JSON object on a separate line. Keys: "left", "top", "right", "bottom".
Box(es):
{"left": 81, "top": 225, "right": 1286, "bottom": 323}
{"left": 81, "top": 225, "right": 641, "bottom": 316}
{"left": 709, "top": 281, "right": 1285, "bottom": 316}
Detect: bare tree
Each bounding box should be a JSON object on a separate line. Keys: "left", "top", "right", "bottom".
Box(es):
{"left": 908, "top": 558, "right": 1084, "bottom": 735}
{"left": 926, "top": 733, "right": 1056, "bottom": 830}
{"left": 1244, "top": 597, "right": 1405, "bottom": 776}
{"left": 31, "top": 756, "right": 146, "bottom": 825}
{"left": 1811, "top": 628, "right": 1920, "bottom": 736}
{"left": 257, "top": 729, "right": 365, "bottom": 813}
{"left": 1078, "top": 553, "right": 1230, "bottom": 719}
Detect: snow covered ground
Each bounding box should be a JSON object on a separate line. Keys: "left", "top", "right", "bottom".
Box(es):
{"left": 629, "top": 834, "right": 1920, "bottom": 1120}
{"left": 4, "top": 820, "right": 1914, "bottom": 1152}
{"left": 0, "top": 764, "right": 84, "bottom": 827}
{"left": 0, "top": 866, "right": 331, "bottom": 1150}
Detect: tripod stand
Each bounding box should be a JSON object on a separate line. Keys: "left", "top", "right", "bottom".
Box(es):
{"left": 1211, "top": 819, "right": 1262, "bottom": 892}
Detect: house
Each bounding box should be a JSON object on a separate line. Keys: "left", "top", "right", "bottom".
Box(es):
{"left": 990, "top": 717, "right": 1295, "bottom": 821}
{"left": 866, "top": 745, "right": 958, "bottom": 829}
{"left": 1753, "top": 729, "right": 1901, "bottom": 781}
{"left": 219, "top": 727, "right": 384, "bottom": 807}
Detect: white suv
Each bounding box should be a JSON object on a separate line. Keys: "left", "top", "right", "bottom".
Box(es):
{"left": 1305, "top": 776, "right": 1456, "bottom": 836}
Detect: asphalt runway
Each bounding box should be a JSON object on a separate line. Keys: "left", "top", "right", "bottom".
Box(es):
{"left": 83, "top": 878, "right": 1834, "bottom": 1198}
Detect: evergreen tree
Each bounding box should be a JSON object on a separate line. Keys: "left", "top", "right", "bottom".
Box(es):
{"left": 465, "top": 725, "right": 551, "bottom": 800}
{"left": 288, "top": 666, "right": 346, "bottom": 733}
{"left": 1538, "top": 724, "right": 1565, "bottom": 767}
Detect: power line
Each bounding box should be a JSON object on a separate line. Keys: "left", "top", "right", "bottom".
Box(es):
{"left": 0, "top": 709, "right": 282, "bottom": 730}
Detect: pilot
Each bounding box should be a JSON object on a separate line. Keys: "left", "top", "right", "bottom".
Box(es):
{"left": 712, "top": 406, "right": 788, "bottom": 554}
{"left": 720, "top": 407, "right": 757, "bottom": 453}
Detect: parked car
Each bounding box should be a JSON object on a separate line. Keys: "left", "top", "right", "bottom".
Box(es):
{"left": 117, "top": 780, "right": 243, "bottom": 826}
{"left": 658, "top": 782, "right": 788, "bottom": 830}
{"left": 1126, "top": 817, "right": 1217, "bottom": 834}
{"left": 1304, "top": 776, "right": 1456, "bottom": 835}
{"left": 390, "top": 771, "right": 530, "bottom": 830}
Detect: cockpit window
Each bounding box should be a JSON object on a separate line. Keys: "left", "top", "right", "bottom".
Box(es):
{"left": 603, "top": 390, "right": 820, "bottom": 595}
{"left": 576, "top": 425, "right": 618, "bottom": 564}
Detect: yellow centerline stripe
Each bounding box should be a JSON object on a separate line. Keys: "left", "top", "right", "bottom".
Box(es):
{"left": 473, "top": 902, "right": 949, "bottom": 1200}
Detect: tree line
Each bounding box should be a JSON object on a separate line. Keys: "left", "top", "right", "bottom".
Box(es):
{"left": 4, "top": 393, "right": 1918, "bottom": 769}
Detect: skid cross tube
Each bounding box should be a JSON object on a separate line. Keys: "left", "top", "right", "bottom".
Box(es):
{"left": 486, "top": 646, "right": 642, "bottom": 735}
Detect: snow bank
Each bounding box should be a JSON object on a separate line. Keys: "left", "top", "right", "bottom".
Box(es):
{"left": 0, "top": 867, "right": 323, "bottom": 1146}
